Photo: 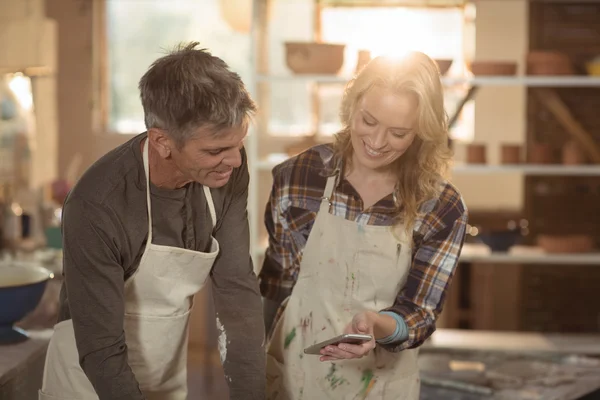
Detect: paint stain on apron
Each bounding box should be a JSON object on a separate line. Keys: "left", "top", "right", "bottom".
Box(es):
{"left": 266, "top": 174, "right": 420, "bottom": 400}
{"left": 39, "top": 139, "right": 220, "bottom": 400}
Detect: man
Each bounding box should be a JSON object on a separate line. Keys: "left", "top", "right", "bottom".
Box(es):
{"left": 39, "top": 42, "right": 265, "bottom": 400}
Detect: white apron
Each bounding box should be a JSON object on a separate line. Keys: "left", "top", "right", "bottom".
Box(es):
{"left": 266, "top": 174, "right": 420, "bottom": 400}
{"left": 39, "top": 139, "right": 219, "bottom": 400}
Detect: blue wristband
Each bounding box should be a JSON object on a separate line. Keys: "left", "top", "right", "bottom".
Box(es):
{"left": 376, "top": 311, "right": 409, "bottom": 345}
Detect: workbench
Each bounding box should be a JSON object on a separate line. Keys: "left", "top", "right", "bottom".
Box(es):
{"left": 420, "top": 329, "right": 600, "bottom": 400}
{"left": 0, "top": 334, "right": 49, "bottom": 400}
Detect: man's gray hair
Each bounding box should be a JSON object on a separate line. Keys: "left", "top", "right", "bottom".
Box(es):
{"left": 138, "top": 41, "right": 256, "bottom": 145}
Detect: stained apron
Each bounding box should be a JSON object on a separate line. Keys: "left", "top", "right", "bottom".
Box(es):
{"left": 266, "top": 174, "right": 420, "bottom": 400}
{"left": 40, "top": 139, "right": 220, "bottom": 400}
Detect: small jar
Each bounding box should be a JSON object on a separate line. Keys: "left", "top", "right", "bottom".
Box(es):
{"left": 466, "top": 143, "right": 486, "bottom": 164}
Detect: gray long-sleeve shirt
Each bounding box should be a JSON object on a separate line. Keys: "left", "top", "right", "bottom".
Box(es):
{"left": 57, "top": 132, "right": 265, "bottom": 399}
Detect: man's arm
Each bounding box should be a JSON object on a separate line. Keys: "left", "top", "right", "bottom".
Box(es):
{"left": 211, "top": 149, "right": 266, "bottom": 399}
{"left": 62, "top": 196, "right": 144, "bottom": 400}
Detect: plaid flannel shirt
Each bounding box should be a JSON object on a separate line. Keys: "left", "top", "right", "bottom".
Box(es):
{"left": 258, "top": 144, "right": 468, "bottom": 351}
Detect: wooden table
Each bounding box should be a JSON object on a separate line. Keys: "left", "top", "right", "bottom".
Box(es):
{"left": 0, "top": 335, "right": 49, "bottom": 400}
{"left": 420, "top": 329, "right": 600, "bottom": 400}
{"left": 425, "top": 329, "right": 600, "bottom": 355}
{"left": 0, "top": 253, "right": 61, "bottom": 399}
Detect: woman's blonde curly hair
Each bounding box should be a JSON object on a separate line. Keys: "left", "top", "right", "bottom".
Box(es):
{"left": 333, "top": 52, "right": 452, "bottom": 237}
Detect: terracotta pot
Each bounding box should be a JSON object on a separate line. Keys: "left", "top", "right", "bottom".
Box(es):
{"left": 470, "top": 61, "right": 517, "bottom": 76}
{"left": 435, "top": 59, "right": 453, "bottom": 75}
{"left": 528, "top": 143, "right": 554, "bottom": 164}
{"left": 466, "top": 143, "right": 486, "bottom": 164}
{"left": 527, "top": 51, "right": 567, "bottom": 63}
{"left": 537, "top": 234, "right": 594, "bottom": 253}
{"left": 562, "top": 140, "right": 586, "bottom": 165}
{"left": 526, "top": 51, "right": 574, "bottom": 75}
{"left": 500, "top": 144, "right": 522, "bottom": 164}
{"left": 285, "top": 42, "right": 345, "bottom": 75}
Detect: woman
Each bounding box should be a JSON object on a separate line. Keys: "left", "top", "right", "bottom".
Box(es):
{"left": 259, "top": 52, "right": 468, "bottom": 400}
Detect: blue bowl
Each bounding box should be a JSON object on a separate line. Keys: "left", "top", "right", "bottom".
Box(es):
{"left": 477, "top": 230, "right": 523, "bottom": 252}
{"left": 0, "top": 264, "right": 54, "bottom": 344}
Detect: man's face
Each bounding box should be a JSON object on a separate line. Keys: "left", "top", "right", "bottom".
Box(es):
{"left": 170, "top": 125, "right": 248, "bottom": 188}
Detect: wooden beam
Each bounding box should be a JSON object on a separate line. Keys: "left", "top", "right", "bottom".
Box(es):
{"left": 319, "top": 0, "right": 466, "bottom": 7}
{"left": 533, "top": 88, "right": 600, "bottom": 164}
{"left": 448, "top": 86, "right": 479, "bottom": 129}
{"left": 0, "top": 66, "right": 52, "bottom": 77}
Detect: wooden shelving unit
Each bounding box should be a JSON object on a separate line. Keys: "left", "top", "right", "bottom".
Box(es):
{"left": 0, "top": 66, "right": 55, "bottom": 193}
{"left": 0, "top": 66, "right": 52, "bottom": 77}
{"left": 459, "top": 244, "right": 600, "bottom": 265}
{"left": 247, "top": 0, "right": 600, "bottom": 265}
{"left": 257, "top": 74, "right": 600, "bottom": 87}
{"left": 247, "top": 0, "right": 600, "bottom": 334}
{"left": 257, "top": 156, "right": 600, "bottom": 175}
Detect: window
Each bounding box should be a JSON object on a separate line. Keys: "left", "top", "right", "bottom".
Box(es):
{"left": 264, "top": 4, "right": 475, "bottom": 141}
{"left": 99, "top": 1, "right": 474, "bottom": 141}
{"left": 322, "top": 6, "right": 473, "bottom": 140}
{"left": 1, "top": 74, "right": 34, "bottom": 181}
{"left": 99, "top": 0, "right": 252, "bottom": 134}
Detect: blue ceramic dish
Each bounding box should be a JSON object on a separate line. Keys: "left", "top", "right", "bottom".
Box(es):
{"left": 0, "top": 264, "right": 54, "bottom": 344}
{"left": 477, "top": 230, "right": 523, "bottom": 252}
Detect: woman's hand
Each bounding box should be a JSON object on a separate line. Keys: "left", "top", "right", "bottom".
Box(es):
{"left": 319, "top": 311, "right": 377, "bottom": 362}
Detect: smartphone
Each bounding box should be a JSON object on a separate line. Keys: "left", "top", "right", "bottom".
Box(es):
{"left": 303, "top": 334, "right": 373, "bottom": 355}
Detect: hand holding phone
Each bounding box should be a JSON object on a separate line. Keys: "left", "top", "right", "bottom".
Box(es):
{"left": 313, "top": 311, "right": 380, "bottom": 361}
{"left": 303, "top": 334, "right": 373, "bottom": 355}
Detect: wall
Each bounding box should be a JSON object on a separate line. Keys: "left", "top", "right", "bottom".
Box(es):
{"left": 46, "top": 0, "right": 131, "bottom": 180}
{"left": 452, "top": 0, "right": 528, "bottom": 211}
{"left": 0, "top": 0, "right": 59, "bottom": 189}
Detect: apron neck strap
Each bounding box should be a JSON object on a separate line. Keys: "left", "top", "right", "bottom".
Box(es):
{"left": 142, "top": 139, "right": 154, "bottom": 241}
{"left": 202, "top": 186, "right": 217, "bottom": 229}
{"left": 319, "top": 174, "right": 337, "bottom": 211}
{"left": 323, "top": 174, "right": 336, "bottom": 200}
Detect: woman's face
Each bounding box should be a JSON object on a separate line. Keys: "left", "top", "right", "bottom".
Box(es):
{"left": 350, "top": 86, "right": 418, "bottom": 173}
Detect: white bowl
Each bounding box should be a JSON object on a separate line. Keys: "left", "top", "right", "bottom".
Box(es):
{"left": 0, "top": 264, "right": 54, "bottom": 288}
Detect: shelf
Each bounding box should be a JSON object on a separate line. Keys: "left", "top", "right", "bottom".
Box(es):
{"left": 460, "top": 244, "right": 600, "bottom": 265}
{"left": 256, "top": 156, "right": 600, "bottom": 176}
{"left": 451, "top": 164, "right": 600, "bottom": 176}
{"left": 425, "top": 329, "right": 600, "bottom": 355}
{"left": 320, "top": 0, "right": 467, "bottom": 7}
{"left": 252, "top": 243, "right": 600, "bottom": 265}
{"left": 447, "top": 76, "right": 600, "bottom": 87}
{"left": 257, "top": 74, "right": 600, "bottom": 87}
{"left": 256, "top": 74, "right": 347, "bottom": 83}
{"left": 0, "top": 66, "right": 53, "bottom": 77}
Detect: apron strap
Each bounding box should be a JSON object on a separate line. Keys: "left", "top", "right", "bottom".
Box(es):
{"left": 142, "top": 139, "right": 154, "bottom": 244}
{"left": 323, "top": 175, "right": 336, "bottom": 200}
{"left": 319, "top": 175, "right": 337, "bottom": 212}
{"left": 202, "top": 186, "right": 217, "bottom": 230}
